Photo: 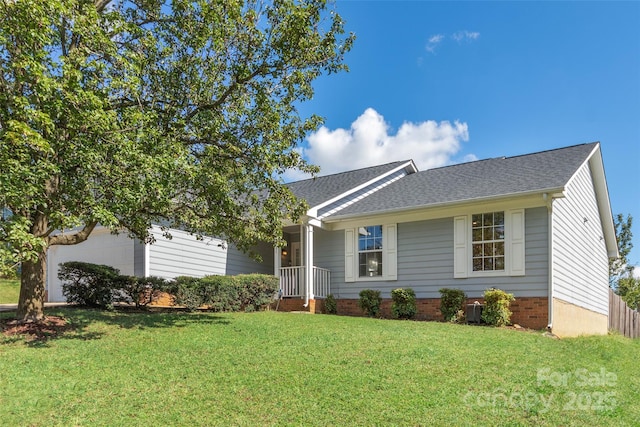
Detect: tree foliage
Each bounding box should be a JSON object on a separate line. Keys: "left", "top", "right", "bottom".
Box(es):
{"left": 0, "top": 0, "right": 354, "bottom": 320}
{"left": 610, "top": 213, "right": 634, "bottom": 287}
{"left": 617, "top": 276, "right": 640, "bottom": 311}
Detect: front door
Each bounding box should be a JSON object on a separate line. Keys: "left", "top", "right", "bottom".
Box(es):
{"left": 290, "top": 241, "right": 301, "bottom": 266}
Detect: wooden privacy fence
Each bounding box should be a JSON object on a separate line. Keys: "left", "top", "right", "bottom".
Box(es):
{"left": 609, "top": 289, "right": 639, "bottom": 339}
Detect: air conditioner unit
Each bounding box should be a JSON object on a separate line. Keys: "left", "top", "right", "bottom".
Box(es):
{"left": 466, "top": 303, "right": 484, "bottom": 324}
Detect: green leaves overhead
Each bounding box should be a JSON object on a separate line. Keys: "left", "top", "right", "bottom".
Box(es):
{"left": 1, "top": 0, "right": 353, "bottom": 318}
{"left": 0, "top": 0, "right": 353, "bottom": 255}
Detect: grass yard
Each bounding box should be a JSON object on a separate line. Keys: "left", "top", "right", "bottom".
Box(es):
{"left": 0, "top": 278, "right": 20, "bottom": 304}
{"left": 0, "top": 309, "right": 638, "bottom": 426}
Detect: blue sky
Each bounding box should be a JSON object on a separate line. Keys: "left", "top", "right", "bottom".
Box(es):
{"left": 293, "top": 1, "right": 640, "bottom": 270}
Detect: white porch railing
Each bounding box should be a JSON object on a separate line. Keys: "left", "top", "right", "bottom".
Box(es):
{"left": 280, "top": 266, "right": 304, "bottom": 297}
{"left": 312, "top": 266, "right": 330, "bottom": 299}
{"left": 279, "top": 266, "right": 330, "bottom": 299}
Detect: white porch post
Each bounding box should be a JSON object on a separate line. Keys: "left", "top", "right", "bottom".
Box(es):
{"left": 273, "top": 247, "right": 281, "bottom": 277}
{"left": 304, "top": 223, "right": 314, "bottom": 306}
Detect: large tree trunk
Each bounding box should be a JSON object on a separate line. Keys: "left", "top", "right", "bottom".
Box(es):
{"left": 16, "top": 249, "right": 48, "bottom": 322}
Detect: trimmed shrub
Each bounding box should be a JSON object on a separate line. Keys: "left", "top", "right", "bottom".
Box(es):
{"left": 115, "top": 275, "right": 168, "bottom": 308}
{"left": 439, "top": 288, "right": 467, "bottom": 322}
{"left": 170, "top": 276, "right": 206, "bottom": 311}
{"left": 358, "top": 289, "right": 382, "bottom": 317}
{"left": 391, "top": 288, "right": 417, "bottom": 319}
{"left": 324, "top": 294, "right": 337, "bottom": 314}
{"left": 170, "top": 274, "right": 278, "bottom": 312}
{"left": 59, "top": 262, "right": 121, "bottom": 309}
{"left": 199, "top": 275, "right": 241, "bottom": 312}
{"left": 481, "top": 288, "right": 515, "bottom": 326}
{"left": 235, "top": 274, "right": 279, "bottom": 312}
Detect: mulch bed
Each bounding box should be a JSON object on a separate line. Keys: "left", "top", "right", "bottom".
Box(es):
{"left": 1, "top": 316, "right": 72, "bottom": 341}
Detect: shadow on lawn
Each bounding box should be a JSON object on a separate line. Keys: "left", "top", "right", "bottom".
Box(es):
{"left": 1, "top": 306, "right": 231, "bottom": 347}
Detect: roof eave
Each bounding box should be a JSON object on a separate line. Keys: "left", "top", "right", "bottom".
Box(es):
{"left": 322, "top": 187, "right": 566, "bottom": 223}
{"left": 586, "top": 144, "right": 618, "bottom": 258}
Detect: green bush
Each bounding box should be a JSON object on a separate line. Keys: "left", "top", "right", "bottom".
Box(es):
{"left": 170, "top": 274, "right": 278, "bottom": 312}
{"left": 324, "top": 294, "right": 337, "bottom": 314}
{"left": 235, "top": 274, "right": 279, "bottom": 312}
{"left": 59, "top": 261, "right": 121, "bottom": 309}
{"left": 391, "top": 288, "right": 417, "bottom": 319}
{"left": 481, "top": 288, "right": 515, "bottom": 326}
{"left": 115, "top": 275, "right": 168, "bottom": 308}
{"left": 199, "top": 275, "right": 241, "bottom": 312}
{"left": 59, "top": 261, "right": 278, "bottom": 313}
{"left": 439, "top": 288, "right": 467, "bottom": 322}
{"left": 170, "top": 276, "right": 207, "bottom": 311}
{"left": 358, "top": 289, "right": 382, "bottom": 317}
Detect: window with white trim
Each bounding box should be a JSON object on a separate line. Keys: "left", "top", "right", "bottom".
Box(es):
{"left": 454, "top": 209, "right": 525, "bottom": 278}
{"left": 358, "top": 225, "right": 383, "bottom": 277}
{"left": 472, "top": 212, "right": 505, "bottom": 271}
{"left": 345, "top": 224, "right": 397, "bottom": 282}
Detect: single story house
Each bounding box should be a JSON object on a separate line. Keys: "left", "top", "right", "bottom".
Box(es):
{"left": 47, "top": 142, "right": 618, "bottom": 337}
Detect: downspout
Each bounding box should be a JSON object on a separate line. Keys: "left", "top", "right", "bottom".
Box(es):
{"left": 301, "top": 223, "right": 308, "bottom": 308}
{"left": 544, "top": 193, "right": 554, "bottom": 332}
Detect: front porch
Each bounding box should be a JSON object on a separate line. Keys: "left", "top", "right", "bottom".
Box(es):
{"left": 279, "top": 265, "right": 330, "bottom": 299}
{"left": 274, "top": 224, "right": 331, "bottom": 312}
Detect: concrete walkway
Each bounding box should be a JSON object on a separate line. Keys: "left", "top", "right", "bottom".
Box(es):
{"left": 0, "top": 302, "right": 69, "bottom": 312}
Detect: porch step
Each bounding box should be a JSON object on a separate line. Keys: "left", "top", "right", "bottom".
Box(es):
{"left": 274, "top": 298, "right": 325, "bottom": 314}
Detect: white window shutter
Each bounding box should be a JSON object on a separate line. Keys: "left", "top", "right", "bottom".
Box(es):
{"left": 453, "top": 216, "right": 468, "bottom": 278}
{"left": 383, "top": 224, "right": 397, "bottom": 281}
{"left": 344, "top": 228, "right": 355, "bottom": 282}
{"left": 508, "top": 209, "right": 525, "bottom": 276}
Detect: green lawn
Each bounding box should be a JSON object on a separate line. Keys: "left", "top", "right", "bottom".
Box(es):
{"left": 0, "top": 309, "right": 638, "bottom": 426}
{"left": 0, "top": 278, "right": 20, "bottom": 304}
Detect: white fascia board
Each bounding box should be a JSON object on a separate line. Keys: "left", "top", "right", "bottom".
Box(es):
{"left": 306, "top": 160, "right": 417, "bottom": 218}
{"left": 586, "top": 144, "right": 618, "bottom": 258}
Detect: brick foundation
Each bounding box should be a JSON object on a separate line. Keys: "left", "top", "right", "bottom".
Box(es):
{"left": 463, "top": 297, "right": 549, "bottom": 330}
{"left": 273, "top": 298, "right": 325, "bottom": 314}
{"left": 278, "top": 296, "right": 549, "bottom": 330}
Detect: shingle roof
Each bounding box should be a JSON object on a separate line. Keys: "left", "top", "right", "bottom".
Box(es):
{"left": 286, "top": 160, "right": 411, "bottom": 207}
{"left": 325, "top": 142, "right": 599, "bottom": 219}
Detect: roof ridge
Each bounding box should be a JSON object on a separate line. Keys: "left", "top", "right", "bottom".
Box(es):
{"left": 418, "top": 142, "right": 599, "bottom": 173}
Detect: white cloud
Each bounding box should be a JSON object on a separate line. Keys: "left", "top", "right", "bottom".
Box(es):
{"left": 452, "top": 30, "right": 480, "bottom": 42}
{"left": 425, "top": 34, "right": 444, "bottom": 53}
{"left": 295, "top": 108, "right": 471, "bottom": 178}
{"left": 426, "top": 31, "right": 480, "bottom": 54}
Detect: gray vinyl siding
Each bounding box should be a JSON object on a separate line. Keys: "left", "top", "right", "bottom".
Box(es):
{"left": 325, "top": 207, "right": 549, "bottom": 299}
{"left": 552, "top": 163, "right": 609, "bottom": 315}
{"left": 225, "top": 241, "right": 274, "bottom": 276}
{"left": 147, "top": 227, "right": 227, "bottom": 279}
{"left": 147, "top": 226, "right": 274, "bottom": 278}
{"left": 314, "top": 228, "right": 345, "bottom": 281}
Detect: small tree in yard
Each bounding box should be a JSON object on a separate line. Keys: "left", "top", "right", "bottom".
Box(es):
{"left": 610, "top": 214, "right": 634, "bottom": 288}
{"left": 617, "top": 275, "right": 640, "bottom": 311}
{"left": 0, "top": 0, "right": 353, "bottom": 322}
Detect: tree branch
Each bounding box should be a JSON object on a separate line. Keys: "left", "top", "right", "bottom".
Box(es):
{"left": 95, "top": 0, "right": 112, "bottom": 13}
{"left": 49, "top": 221, "right": 98, "bottom": 246}
{"left": 184, "top": 65, "right": 266, "bottom": 123}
